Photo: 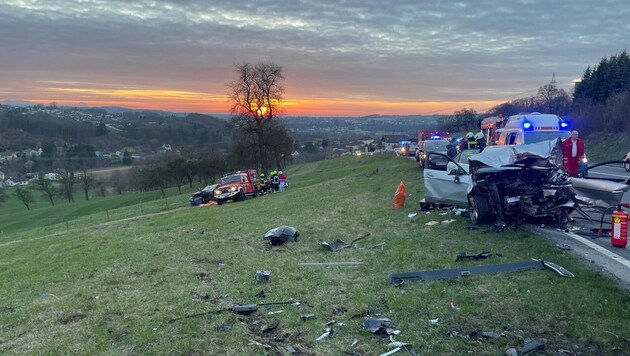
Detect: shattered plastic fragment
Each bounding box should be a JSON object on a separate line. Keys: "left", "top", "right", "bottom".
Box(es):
{"left": 425, "top": 221, "right": 439, "bottom": 226}
{"left": 264, "top": 225, "right": 300, "bottom": 245}
{"left": 429, "top": 318, "right": 439, "bottom": 324}
{"left": 380, "top": 347, "right": 401, "bottom": 356}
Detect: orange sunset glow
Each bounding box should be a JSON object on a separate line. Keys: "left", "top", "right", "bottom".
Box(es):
{"left": 25, "top": 86, "right": 502, "bottom": 116}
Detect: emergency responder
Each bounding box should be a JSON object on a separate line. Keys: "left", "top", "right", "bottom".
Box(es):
{"left": 259, "top": 172, "right": 268, "bottom": 194}
{"left": 446, "top": 137, "right": 458, "bottom": 159}
{"left": 562, "top": 130, "right": 585, "bottom": 176}
{"left": 270, "top": 170, "right": 280, "bottom": 192}
{"left": 475, "top": 132, "right": 487, "bottom": 152}
{"left": 459, "top": 132, "right": 477, "bottom": 151}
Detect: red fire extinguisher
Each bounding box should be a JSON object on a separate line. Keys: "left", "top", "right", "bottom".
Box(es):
{"left": 611, "top": 204, "right": 629, "bottom": 248}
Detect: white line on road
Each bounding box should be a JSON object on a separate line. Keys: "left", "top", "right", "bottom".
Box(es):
{"left": 564, "top": 231, "right": 630, "bottom": 269}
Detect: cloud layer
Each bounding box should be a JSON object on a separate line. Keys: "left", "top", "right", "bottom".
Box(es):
{"left": 1, "top": 0, "right": 628, "bottom": 114}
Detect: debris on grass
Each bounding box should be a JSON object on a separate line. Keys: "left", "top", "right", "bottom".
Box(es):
{"left": 316, "top": 327, "right": 337, "bottom": 341}
{"left": 387, "top": 259, "right": 574, "bottom": 285}
{"left": 264, "top": 225, "right": 300, "bottom": 245}
{"left": 319, "top": 232, "right": 371, "bottom": 251}
{"left": 248, "top": 339, "right": 272, "bottom": 349}
{"left": 255, "top": 270, "right": 271, "bottom": 284}
{"left": 267, "top": 310, "right": 284, "bottom": 315}
{"left": 456, "top": 251, "right": 492, "bottom": 262}
{"left": 301, "top": 313, "right": 316, "bottom": 321}
{"left": 362, "top": 317, "right": 399, "bottom": 335}
{"left": 449, "top": 301, "right": 460, "bottom": 310}
{"left": 233, "top": 304, "right": 258, "bottom": 315}
{"left": 429, "top": 318, "right": 439, "bottom": 325}
{"left": 425, "top": 221, "right": 439, "bottom": 226}
{"left": 380, "top": 346, "right": 401, "bottom": 356}
{"left": 300, "top": 261, "right": 363, "bottom": 267}
{"left": 505, "top": 339, "right": 545, "bottom": 355}
{"left": 366, "top": 242, "right": 385, "bottom": 249}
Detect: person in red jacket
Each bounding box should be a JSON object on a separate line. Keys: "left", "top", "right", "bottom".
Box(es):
{"left": 562, "top": 130, "right": 585, "bottom": 176}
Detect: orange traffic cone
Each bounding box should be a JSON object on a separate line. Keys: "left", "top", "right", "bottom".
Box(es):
{"left": 392, "top": 181, "right": 407, "bottom": 210}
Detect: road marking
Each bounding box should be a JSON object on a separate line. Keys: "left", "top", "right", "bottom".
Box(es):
{"left": 564, "top": 231, "right": 630, "bottom": 269}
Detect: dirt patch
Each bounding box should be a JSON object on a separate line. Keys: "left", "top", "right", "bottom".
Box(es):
{"left": 59, "top": 313, "right": 85, "bottom": 324}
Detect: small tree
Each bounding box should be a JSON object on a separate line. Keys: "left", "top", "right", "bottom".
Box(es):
{"left": 80, "top": 167, "right": 95, "bottom": 200}
{"left": 34, "top": 177, "right": 57, "bottom": 206}
{"left": 58, "top": 168, "right": 77, "bottom": 203}
{"left": 14, "top": 187, "right": 35, "bottom": 210}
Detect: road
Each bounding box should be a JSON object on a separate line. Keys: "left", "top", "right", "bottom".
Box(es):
{"left": 534, "top": 163, "right": 630, "bottom": 291}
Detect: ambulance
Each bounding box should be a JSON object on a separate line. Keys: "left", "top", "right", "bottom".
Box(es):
{"left": 493, "top": 112, "right": 571, "bottom": 146}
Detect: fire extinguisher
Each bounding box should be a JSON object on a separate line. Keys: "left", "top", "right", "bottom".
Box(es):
{"left": 611, "top": 203, "right": 630, "bottom": 248}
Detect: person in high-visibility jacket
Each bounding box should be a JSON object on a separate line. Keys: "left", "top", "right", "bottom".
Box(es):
{"left": 459, "top": 132, "right": 477, "bottom": 151}
{"left": 259, "top": 173, "right": 269, "bottom": 194}
{"left": 270, "top": 171, "right": 280, "bottom": 192}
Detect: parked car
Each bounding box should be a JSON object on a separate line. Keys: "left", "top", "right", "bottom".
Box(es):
{"left": 423, "top": 139, "right": 630, "bottom": 226}
{"left": 416, "top": 140, "right": 450, "bottom": 167}
{"left": 189, "top": 184, "right": 220, "bottom": 206}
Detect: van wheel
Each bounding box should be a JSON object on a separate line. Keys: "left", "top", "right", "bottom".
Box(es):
{"left": 469, "top": 193, "right": 492, "bottom": 224}
{"left": 625, "top": 160, "right": 630, "bottom": 172}
{"left": 238, "top": 190, "right": 246, "bottom": 201}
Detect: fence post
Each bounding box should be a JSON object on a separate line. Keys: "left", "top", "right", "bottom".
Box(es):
{"left": 140, "top": 201, "right": 144, "bottom": 215}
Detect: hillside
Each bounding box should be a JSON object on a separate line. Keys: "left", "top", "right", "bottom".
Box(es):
{"left": 1, "top": 156, "right": 629, "bottom": 354}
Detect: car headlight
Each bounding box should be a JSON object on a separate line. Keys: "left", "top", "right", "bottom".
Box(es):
{"left": 214, "top": 190, "right": 221, "bottom": 195}
{"left": 230, "top": 186, "right": 237, "bottom": 192}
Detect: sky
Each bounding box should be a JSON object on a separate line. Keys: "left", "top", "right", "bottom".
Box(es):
{"left": 0, "top": 0, "right": 628, "bottom": 117}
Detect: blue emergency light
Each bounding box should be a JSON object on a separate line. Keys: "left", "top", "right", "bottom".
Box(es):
{"left": 559, "top": 120, "right": 570, "bottom": 129}
{"left": 522, "top": 120, "right": 533, "bottom": 130}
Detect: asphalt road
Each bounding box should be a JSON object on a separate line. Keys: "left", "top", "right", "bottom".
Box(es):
{"left": 533, "top": 163, "right": 630, "bottom": 291}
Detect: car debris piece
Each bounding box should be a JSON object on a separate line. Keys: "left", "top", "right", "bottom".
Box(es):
{"left": 387, "top": 259, "right": 574, "bottom": 285}
{"left": 300, "top": 262, "right": 363, "bottom": 267}
{"left": 255, "top": 270, "right": 271, "bottom": 284}
{"left": 248, "top": 339, "right": 272, "bottom": 349}
{"left": 366, "top": 242, "right": 385, "bottom": 249}
{"left": 319, "top": 232, "right": 371, "bottom": 251}
{"left": 425, "top": 221, "right": 439, "bottom": 226}
{"left": 380, "top": 347, "right": 401, "bottom": 356}
{"left": 286, "top": 345, "right": 297, "bottom": 354}
{"left": 301, "top": 313, "right": 316, "bottom": 320}
{"left": 456, "top": 251, "right": 492, "bottom": 262}
{"left": 362, "top": 317, "right": 399, "bottom": 335}
{"left": 264, "top": 225, "right": 300, "bottom": 245}
{"left": 233, "top": 304, "right": 258, "bottom": 315}
{"left": 505, "top": 339, "right": 545, "bottom": 355}
{"left": 316, "top": 327, "right": 337, "bottom": 341}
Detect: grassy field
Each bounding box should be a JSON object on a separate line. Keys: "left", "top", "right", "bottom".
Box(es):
{"left": 1, "top": 155, "right": 630, "bottom": 355}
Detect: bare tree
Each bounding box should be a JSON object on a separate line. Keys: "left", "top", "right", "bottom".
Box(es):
{"left": 79, "top": 168, "right": 95, "bottom": 200}
{"left": 58, "top": 168, "right": 77, "bottom": 203}
{"left": 34, "top": 177, "right": 57, "bottom": 206}
{"left": 228, "top": 62, "right": 285, "bottom": 171}
{"left": 14, "top": 187, "right": 35, "bottom": 210}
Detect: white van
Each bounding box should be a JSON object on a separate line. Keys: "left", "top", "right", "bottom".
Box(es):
{"left": 494, "top": 113, "right": 571, "bottom": 146}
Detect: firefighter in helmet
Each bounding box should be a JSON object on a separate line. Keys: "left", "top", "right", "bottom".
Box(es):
{"left": 259, "top": 172, "right": 269, "bottom": 194}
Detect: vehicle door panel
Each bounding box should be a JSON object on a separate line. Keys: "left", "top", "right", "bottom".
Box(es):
{"left": 423, "top": 152, "right": 470, "bottom": 206}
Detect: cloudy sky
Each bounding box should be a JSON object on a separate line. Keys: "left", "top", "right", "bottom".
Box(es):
{"left": 0, "top": 0, "right": 628, "bottom": 116}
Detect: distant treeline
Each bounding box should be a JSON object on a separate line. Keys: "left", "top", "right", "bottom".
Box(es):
{"left": 437, "top": 50, "right": 630, "bottom": 135}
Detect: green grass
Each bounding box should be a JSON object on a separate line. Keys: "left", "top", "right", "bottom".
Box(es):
{"left": 1, "top": 155, "right": 629, "bottom": 355}
{"left": 584, "top": 131, "right": 630, "bottom": 164}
